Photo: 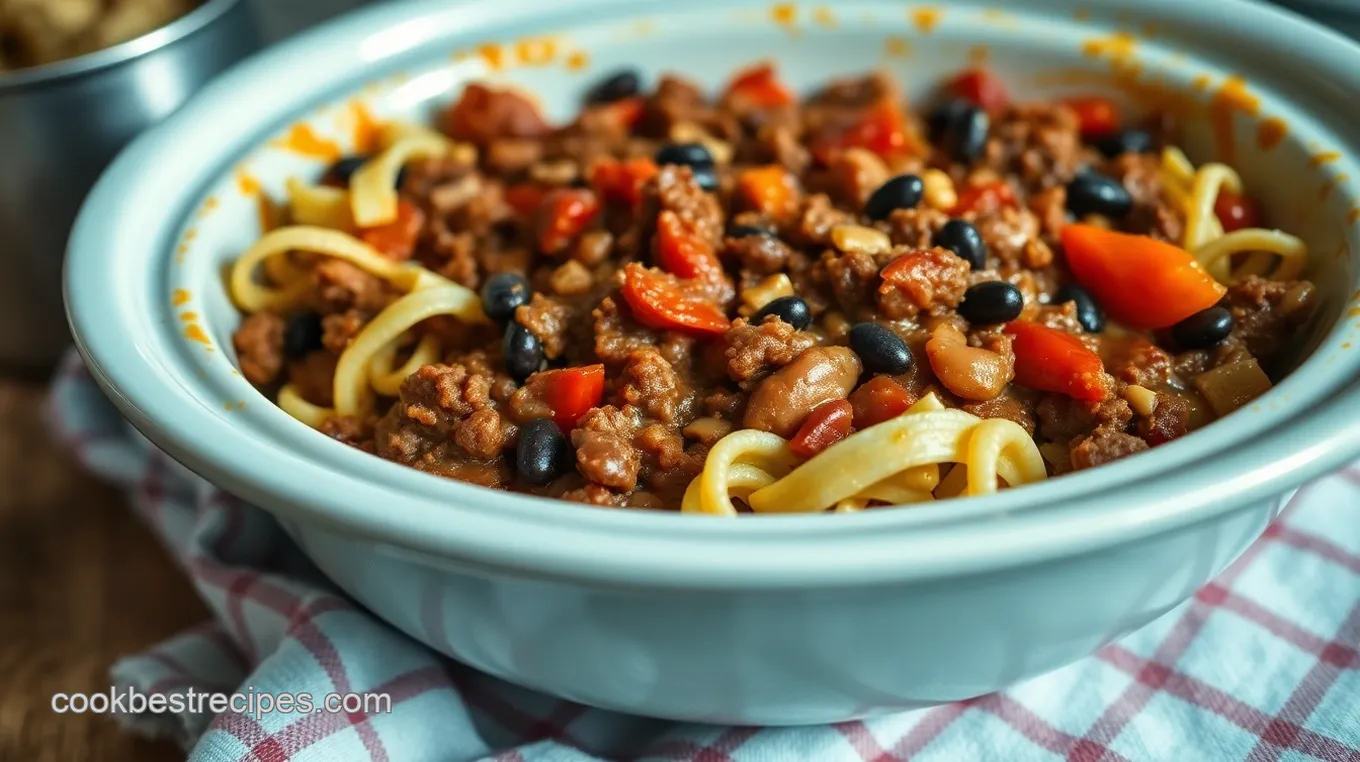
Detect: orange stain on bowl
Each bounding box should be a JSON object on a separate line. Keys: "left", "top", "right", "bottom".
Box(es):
{"left": 515, "top": 37, "right": 557, "bottom": 66}
{"left": 812, "top": 6, "right": 836, "bottom": 27}
{"left": 1256, "top": 117, "right": 1287, "bottom": 151}
{"left": 184, "top": 228, "right": 197, "bottom": 241}
{"left": 236, "top": 168, "right": 262, "bottom": 197}
{"left": 968, "top": 45, "right": 989, "bottom": 65}
{"left": 171, "top": 288, "right": 191, "bottom": 306}
{"left": 348, "top": 100, "right": 383, "bottom": 154}
{"left": 198, "top": 196, "right": 220, "bottom": 217}
{"left": 771, "top": 3, "right": 797, "bottom": 30}
{"left": 179, "top": 311, "right": 198, "bottom": 322}
{"left": 184, "top": 324, "right": 212, "bottom": 346}
{"left": 477, "top": 43, "right": 505, "bottom": 71}
{"left": 981, "top": 8, "right": 1015, "bottom": 25}
{"left": 911, "top": 7, "right": 942, "bottom": 33}
{"left": 272, "top": 124, "right": 342, "bottom": 162}
{"left": 1208, "top": 75, "right": 1259, "bottom": 165}
{"left": 1309, "top": 151, "right": 1341, "bottom": 167}
{"left": 565, "top": 50, "right": 590, "bottom": 71}
{"left": 1349, "top": 307, "right": 1360, "bottom": 318}
{"left": 1191, "top": 74, "right": 1211, "bottom": 92}
{"left": 884, "top": 36, "right": 911, "bottom": 58}
{"left": 1081, "top": 31, "right": 1136, "bottom": 61}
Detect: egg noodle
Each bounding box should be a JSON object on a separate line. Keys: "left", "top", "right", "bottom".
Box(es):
{"left": 228, "top": 124, "right": 485, "bottom": 426}
{"left": 1159, "top": 147, "right": 1308, "bottom": 283}
{"left": 680, "top": 394, "right": 1048, "bottom": 515}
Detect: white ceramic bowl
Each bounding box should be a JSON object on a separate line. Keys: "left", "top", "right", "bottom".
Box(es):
{"left": 66, "top": 0, "right": 1360, "bottom": 724}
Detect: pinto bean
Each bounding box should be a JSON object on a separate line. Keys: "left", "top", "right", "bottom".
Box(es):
{"left": 925, "top": 324, "right": 1013, "bottom": 401}
{"left": 742, "top": 346, "right": 862, "bottom": 437}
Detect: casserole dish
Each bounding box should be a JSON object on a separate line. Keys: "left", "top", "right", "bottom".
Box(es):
{"left": 65, "top": 0, "right": 1360, "bottom": 723}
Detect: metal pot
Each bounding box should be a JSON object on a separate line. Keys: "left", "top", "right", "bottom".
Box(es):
{"left": 0, "top": 0, "right": 259, "bottom": 372}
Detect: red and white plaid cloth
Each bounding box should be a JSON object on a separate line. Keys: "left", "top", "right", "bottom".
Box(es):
{"left": 47, "top": 352, "right": 1360, "bottom": 761}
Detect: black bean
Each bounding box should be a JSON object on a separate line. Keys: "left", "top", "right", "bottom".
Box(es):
{"left": 329, "top": 155, "right": 406, "bottom": 189}
{"left": 1172, "top": 307, "right": 1234, "bottom": 349}
{"left": 503, "top": 322, "right": 544, "bottom": 382}
{"left": 940, "top": 105, "right": 990, "bottom": 163}
{"left": 864, "top": 174, "right": 924, "bottom": 220}
{"left": 728, "top": 223, "right": 774, "bottom": 239}
{"left": 691, "top": 164, "right": 720, "bottom": 193}
{"left": 516, "top": 418, "right": 574, "bottom": 486}
{"left": 959, "top": 281, "right": 1024, "bottom": 324}
{"left": 1093, "top": 129, "right": 1153, "bottom": 159}
{"left": 585, "top": 68, "right": 641, "bottom": 104}
{"left": 1053, "top": 284, "right": 1105, "bottom": 333}
{"left": 1066, "top": 171, "right": 1133, "bottom": 219}
{"left": 283, "top": 313, "right": 324, "bottom": 360}
{"left": 926, "top": 99, "right": 972, "bottom": 142}
{"left": 655, "top": 142, "right": 714, "bottom": 168}
{"left": 754, "top": 296, "right": 812, "bottom": 330}
{"left": 936, "top": 219, "right": 987, "bottom": 270}
{"left": 848, "top": 322, "right": 913, "bottom": 375}
{"left": 481, "top": 272, "right": 531, "bottom": 324}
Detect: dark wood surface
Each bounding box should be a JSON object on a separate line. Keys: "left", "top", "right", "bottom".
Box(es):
{"left": 0, "top": 379, "right": 206, "bottom": 762}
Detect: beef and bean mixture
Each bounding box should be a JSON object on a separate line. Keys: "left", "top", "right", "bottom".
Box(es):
{"left": 233, "top": 64, "right": 1317, "bottom": 509}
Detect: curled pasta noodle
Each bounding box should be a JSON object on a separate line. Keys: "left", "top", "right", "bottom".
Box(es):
{"left": 351, "top": 133, "right": 471, "bottom": 227}
{"left": 747, "top": 406, "right": 1046, "bottom": 513}
{"left": 277, "top": 384, "right": 333, "bottom": 429}
{"left": 1196, "top": 228, "right": 1309, "bottom": 283}
{"left": 1160, "top": 148, "right": 1310, "bottom": 284}
{"left": 965, "top": 419, "right": 1048, "bottom": 495}
{"left": 228, "top": 226, "right": 452, "bottom": 312}
{"left": 682, "top": 431, "right": 796, "bottom": 515}
{"left": 331, "top": 285, "right": 485, "bottom": 416}
{"left": 287, "top": 177, "right": 354, "bottom": 230}
{"left": 369, "top": 333, "right": 442, "bottom": 397}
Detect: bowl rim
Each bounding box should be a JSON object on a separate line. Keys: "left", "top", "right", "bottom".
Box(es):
{"left": 66, "top": 0, "right": 1360, "bottom": 590}
{"left": 0, "top": 0, "right": 248, "bottom": 91}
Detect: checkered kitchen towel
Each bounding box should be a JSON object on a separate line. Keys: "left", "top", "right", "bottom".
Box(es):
{"left": 47, "top": 351, "right": 1360, "bottom": 761}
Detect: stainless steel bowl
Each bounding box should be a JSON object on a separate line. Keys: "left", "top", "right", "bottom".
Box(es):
{"left": 0, "top": 0, "right": 259, "bottom": 372}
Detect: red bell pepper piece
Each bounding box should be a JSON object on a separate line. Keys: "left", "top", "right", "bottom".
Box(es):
{"left": 948, "top": 68, "right": 1009, "bottom": 112}
{"left": 620, "top": 263, "right": 730, "bottom": 336}
{"left": 1062, "top": 96, "right": 1121, "bottom": 137}
{"left": 1004, "top": 321, "right": 1110, "bottom": 401}
{"left": 589, "top": 157, "right": 659, "bottom": 207}
{"left": 848, "top": 376, "right": 914, "bottom": 428}
{"left": 597, "top": 96, "right": 646, "bottom": 132}
{"left": 538, "top": 365, "right": 606, "bottom": 429}
{"left": 789, "top": 399, "right": 854, "bottom": 458}
{"left": 812, "top": 100, "right": 916, "bottom": 164}
{"left": 736, "top": 165, "right": 799, "bottom": 219}
{"left": 724, "top": 62, "right": 795, "bottom": 109}
{"left": 360, "top": 199, "right": 424, "bottom": 261}
{"left": 655, "top": 211, "right": 721, "bottom": 279}
{"left": 952, "top": 181, "right": 1016, "bottom": 215}
{"left": 536, "top": 188, "right": 600, "bottom": 255}
{"left": 1060, "top": 224, "right": 1227, "bottom": 330}
{"left": 1213, "top": 190, "right": 1263, "bottom": 232}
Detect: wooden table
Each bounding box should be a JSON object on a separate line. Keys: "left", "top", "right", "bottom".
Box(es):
{"left": 0, "top": 378, "right": 207, "bottom": 761}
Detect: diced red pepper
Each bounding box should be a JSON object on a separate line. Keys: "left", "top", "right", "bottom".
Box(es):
{"left": 948, "top": 68, "right": 1009, "bottom": 112}
{"left": 724, "top": 62, "right": 795, "bottom": 109}
{"left": 1004, "top": 321, "right": 1110, "bottom": 401}
{"left": 539, "top": 365, "right": 606, "bottom": 429}
{"left": 848, "top": 376, "right": 914, "bottom": 428}
{"left": 952, "top": 181, "right": 1017, "bottom": 215}
{"left": 1213, "top": 190, "right": 1264, "bottom": 232}
{"left": 445, "top": 83, "right": 551, "bottom": 144}
{"left": 536, "top": 188, "right": 600, "bottom": 255}
{"left": 812, "top": 100, "right": 917, "bottom": 164}
{"left": 596, "top": 95, "right": 646, "bottom": 133}
{"left": 655, "top": 210, "right": 721, "bottom": 279}
{"left": 1062, "top": 96, "right": 1121, "bottom": 137}
{"left": 620, "top": 263, "right": 730, "bottom": 336}
{"left": 504, "top": 184, "right": 546, "bottom": 218}
{"left": 589, "top": 157, "right": 659, "bottom": 207}
{"left": 736, "top": 165, "right": 799, "bottom": 219}
{"left": 1061, "top": 224, "right": 1227, "bottom": 330}
{"left": 789, "top": 399, "right": 854, "bottom": 458}
{"left": 359, "top": 199, "right": 425, "bottom": 261}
